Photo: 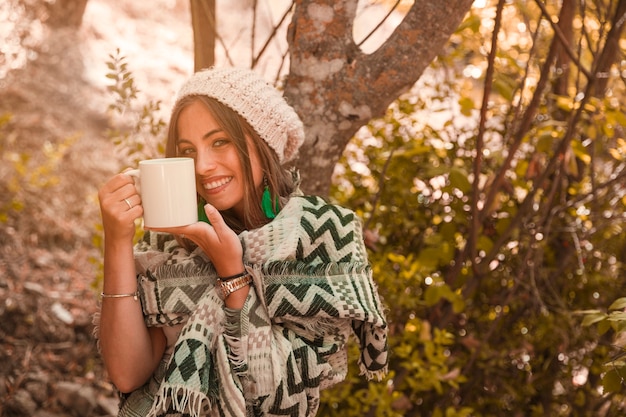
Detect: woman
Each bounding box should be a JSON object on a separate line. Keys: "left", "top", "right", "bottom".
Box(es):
{"left": 97, "top": 67, "right": 388, "bottom": 417}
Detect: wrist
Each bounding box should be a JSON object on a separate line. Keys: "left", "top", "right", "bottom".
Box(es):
{"left": 223, "top": 285, "right": 250, "bottom": 308}
{"left": 217, "top": 273, "right": 252, "bottom": 301}
{"left": 215, "top": 263, "right": 245, "bottom": 279}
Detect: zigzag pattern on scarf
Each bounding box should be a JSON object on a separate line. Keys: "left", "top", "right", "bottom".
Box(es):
{"left": 260, "top": 340, "right": 323, "bottom": 417}
{"left": 264, "top": 282, "right": 338, "bottom": 319}
{"left": 297, "top": 197, "right": 356, "bottom": 264}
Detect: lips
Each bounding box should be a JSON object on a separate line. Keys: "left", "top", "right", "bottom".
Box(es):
{"left": 202, "top": 176, "right": 232, "bottom": 192}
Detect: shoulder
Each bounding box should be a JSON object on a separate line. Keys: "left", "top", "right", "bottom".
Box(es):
{"left": 289, "top": 195, "right": 357, "bottom": 218}
{"left": 284, "top": 196, "right": 362, "bottom": 237}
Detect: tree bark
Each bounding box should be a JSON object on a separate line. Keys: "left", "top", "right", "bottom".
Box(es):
{"left": 190, "top": 0, "right": 216, "bottom": 72}
{"left": 45, "top": 0, "right": 88, "bottom": 28}
{"left": 592, "top": 0, "right": 626, "bottom": 96}
{"left": 284, "top": 0, "right": 474, "bottom": 196}
{"left": 553, "top": 0, "right": 575, "bottom": 97}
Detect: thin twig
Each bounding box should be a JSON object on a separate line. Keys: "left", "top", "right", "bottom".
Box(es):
{"left": 356, "top": 0, "right": 402, "bottom": 48}
{"left": 364, "top": 148, "right": 396, "bottom": 232}
{"left": 533, "top": 0, "right": 593, "bottom": 79}
{"left": 470, "top": 0, "right": 505, "bottom": 275}
{"left": 252, "top": 2, "right": 294, "bottom": 69}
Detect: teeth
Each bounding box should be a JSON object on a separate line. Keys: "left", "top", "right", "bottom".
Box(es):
{"left": 204, "top": 177, "right": 231, "bottom": 190}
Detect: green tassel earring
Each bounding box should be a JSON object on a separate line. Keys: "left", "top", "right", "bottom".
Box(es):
{"left": 198, "top": 200, "right": 210, "bottom": 224}
{"left": 261, "top": 182, "right": 279, "bottom": 219}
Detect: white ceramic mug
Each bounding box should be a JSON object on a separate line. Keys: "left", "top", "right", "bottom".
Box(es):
{"left": 126, "top": 157, "right": 198, "bottom": 228}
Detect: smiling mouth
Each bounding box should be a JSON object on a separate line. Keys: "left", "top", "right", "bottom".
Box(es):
{"left": 203, "top": 176, "right": 232, "bottom": 191}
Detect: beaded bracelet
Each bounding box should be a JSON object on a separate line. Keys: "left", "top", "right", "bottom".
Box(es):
{"left": 100, "top": 291, "right": 139, "bottom": 301}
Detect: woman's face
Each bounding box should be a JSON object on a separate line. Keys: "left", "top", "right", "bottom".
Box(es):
{"left": 175, "top": 100, "right": 263, "bottom": 218}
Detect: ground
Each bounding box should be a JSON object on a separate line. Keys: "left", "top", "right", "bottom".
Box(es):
{"left": 0, "top": 1, "right": 192, "bottom": 415}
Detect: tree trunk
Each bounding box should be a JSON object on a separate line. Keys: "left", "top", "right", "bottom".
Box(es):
{"left": 553, "top": 0, "right": 575, "bottom": 97}
{"left": 591, "top": 0, "right": 626, "bottom": 96}
{"left": 190, "top": 0, "right": 216, "bottom": 72}
{"left": 284, "top": 0, "right": 474, "bottom": 196}
{"left": 45, "top": 0, "right": 88, "bottom": 28}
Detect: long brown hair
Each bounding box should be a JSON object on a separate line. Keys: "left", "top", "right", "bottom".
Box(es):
{"left": 166, "top": 95, "right": 296, "bottom": 233}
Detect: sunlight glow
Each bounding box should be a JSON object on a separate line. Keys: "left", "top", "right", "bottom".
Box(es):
{"left": 463, "top": 64, "right": 483, "bottom": 79}
{"left": 572, "top": 368, "right": 589, "bottom": 386}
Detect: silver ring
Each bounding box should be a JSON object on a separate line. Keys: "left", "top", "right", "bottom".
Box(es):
{"left": 124, "top": 198, "right": 133, "bottom": 210}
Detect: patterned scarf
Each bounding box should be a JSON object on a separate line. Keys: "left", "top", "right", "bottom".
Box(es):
{"left": 119, "top": 195, "right": 388, "bottom": 417}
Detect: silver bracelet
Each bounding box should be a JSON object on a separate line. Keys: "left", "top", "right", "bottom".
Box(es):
{"left": 100, "top": 291, "right": 138, "bottom": 301}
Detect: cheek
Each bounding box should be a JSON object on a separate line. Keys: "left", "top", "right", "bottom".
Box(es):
{"left": 247, "top": 153, "right": 264, "bottom": 187}
{"left": 252, "top": 164, "right": 264, "bottom": 188}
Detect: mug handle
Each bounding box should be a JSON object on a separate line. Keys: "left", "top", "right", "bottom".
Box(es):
{"left": 124, "top": 169, "right": 141, "bottom": 194}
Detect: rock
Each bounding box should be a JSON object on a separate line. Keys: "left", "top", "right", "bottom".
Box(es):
{"left": 34, "top": 410, "right": 67, "bottom": 417}
{"left": 24, "top": 371, "right": 51, "bottom": 405}
{"left": 4, "top": 389, "right": 38, "bottom": 415}
{"left": 97, "top": 395, "right": 120, "bottom": 416}
{"left": 50, "top": 301, "right": 74, "bottom": 325}
{"left": 24, "top": 281, "right": 46, "bottom": 296}
{"left": 55, "top": 381, "right": 97, "bottom": 416}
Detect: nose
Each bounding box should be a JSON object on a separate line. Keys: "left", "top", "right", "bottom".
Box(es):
{"left": 194, "top": 149, "right": 218, "bottom": 174}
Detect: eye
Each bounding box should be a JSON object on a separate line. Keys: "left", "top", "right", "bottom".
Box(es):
{"left": 212, "top": 138, "right": 230, "bottom": 148}
{"left": 178, "top": 146, "right": 197, "bottom": 156}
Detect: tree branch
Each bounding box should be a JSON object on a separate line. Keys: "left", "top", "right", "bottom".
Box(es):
{"left": 356, "top": 0, "right": 402, "bottom": 48}
{"left": 469, "top": 0, "right": 505, "bottom": 279}
{"left": 286, "top": 0, "right": 474, "bottom": 195}
{"left": 361, "top": 0, "right": 475, "bottom": 106}
{"left": 533, "top": 0, "right": 593, "bottom": 80}
{"left": 252, "top": 2, "right": 294, "bottom": 69}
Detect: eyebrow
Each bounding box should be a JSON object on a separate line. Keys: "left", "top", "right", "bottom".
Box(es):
{"left": 177, "top": 128, "right": 224, "bottom": 145}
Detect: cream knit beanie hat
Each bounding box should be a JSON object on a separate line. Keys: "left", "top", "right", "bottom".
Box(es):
{"left": 175, "top": 67, "right": 305, "bottom": 163}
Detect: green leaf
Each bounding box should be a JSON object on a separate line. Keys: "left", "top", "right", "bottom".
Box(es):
{"left": 581, "top": 311, "right": 607, "bottom": 327}
{"left": 493, "top": 73, "right": 516, "bottom": 101}
{"left": 570, "top": 139, "right": 591, "bottom": 164}
{"left": 458, "top": 96, "right": 475, "bottom": 117}
{"left": 609, "top": 298, "right": 626, "bottom": 311}
{"left": 449, "top": 168, "right": 471, "bottom": 193}
{"left": 607, "top": 311, "right": 626, "bottom": 322}
{"left": 477, "top": 235, "right": 494, "bottom": 254}
{"left": 602, "top": 369, "right": 624, "bottom": 393}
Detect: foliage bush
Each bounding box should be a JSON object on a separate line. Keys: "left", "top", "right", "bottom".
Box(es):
{"left": 325, "top": 1, "right": 626, "bottom": 416}
{"left": 0, "top": 112, "right": 77, "bottom": 227}
{"left": 104, "top": 48, "right": 166, "bottom": 164}
{"left": 90, "top": 49, "right": 167, "bottom": 285}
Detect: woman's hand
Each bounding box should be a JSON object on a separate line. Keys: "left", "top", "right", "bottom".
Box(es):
{"left": 148, "top": 203, "right": 243, "bottom": 277}
{"left": 98, "top": 173, "right": 143, "bottom": 243}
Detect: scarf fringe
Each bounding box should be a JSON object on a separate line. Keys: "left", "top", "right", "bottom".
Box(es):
{"left": 92, "top": 309, "right": 102, "bottom": 353}
{"left": 147, "top": 385, "right": 211, "bottom": 417}
{"left": 152, "top": 257, "right": 216, "bottom": 281}
{"left": 359, "top": 359, "right": 389, "bottom": 382}
{"left": 261, "top": 260, "right": 370, "bottom": 280}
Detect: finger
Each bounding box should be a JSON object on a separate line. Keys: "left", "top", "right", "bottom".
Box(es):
{"left": 202, "top": 204, "right": 229, "bottom": 236}
{"left": 121, "top": 196, "right": 135, "bottom": 211}
{"left": 112, "top": 172, "right": 136, "bottom": 189}
{"left": 99, "top": 175, "right": 136, "bottom": 201}
{"left": 119, "top": 184, "right": 141, "bottom": 203}
{"left": 145, "top": 222, "right": 207, "bottom": 238}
